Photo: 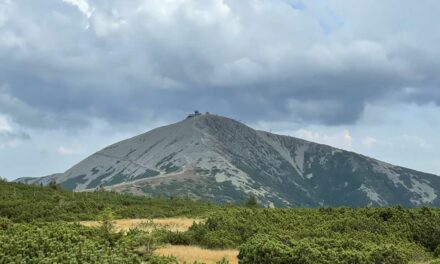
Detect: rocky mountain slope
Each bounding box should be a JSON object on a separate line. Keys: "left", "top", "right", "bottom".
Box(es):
{"left": 16, "top": 114, "right": 440, "bottom": 207}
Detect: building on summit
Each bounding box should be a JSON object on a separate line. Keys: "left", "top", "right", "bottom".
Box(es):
{"left": 187, "top": 110, "right": 203, "bottom": 118}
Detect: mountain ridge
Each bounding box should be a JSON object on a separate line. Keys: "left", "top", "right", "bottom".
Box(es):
{"left": 16, "top": 114, "right": 440, "bottom": 207}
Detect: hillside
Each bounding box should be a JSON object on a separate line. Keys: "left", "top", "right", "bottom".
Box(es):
{"left": 0, "top": 180, "right": 214, "bottom": 222}
{"left": 16, "top": 114, "right": 440, "bottom": 207}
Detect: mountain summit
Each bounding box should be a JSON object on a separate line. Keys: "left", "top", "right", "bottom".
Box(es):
{"left": 17, "top": 113, "right": 440, "bottom": 207}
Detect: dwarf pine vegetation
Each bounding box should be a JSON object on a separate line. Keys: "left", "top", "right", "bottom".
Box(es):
{"left": 1, "top": 179, "right": 440, "bottom": 263}
{"left": 0, "top": 180, "right": 215, "bottom": 222}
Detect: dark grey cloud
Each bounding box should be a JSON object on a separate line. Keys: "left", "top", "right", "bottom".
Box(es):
{"left": 1, "top": 0, "right": 440, "bottom": 129}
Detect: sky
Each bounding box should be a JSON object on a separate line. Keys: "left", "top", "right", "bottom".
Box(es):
{"left": 1, "top": 0, "right": 440, "bottom": 180}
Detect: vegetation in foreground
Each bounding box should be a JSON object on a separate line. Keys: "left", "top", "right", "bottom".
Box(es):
{"left": 160, "top": 207, "right": 440, "bottom": 263}
{"left": 0, "top": 180, "right": 216, "bottom": 222}
{"left": 1, "top": 180, "right": 440, "bottom": 263}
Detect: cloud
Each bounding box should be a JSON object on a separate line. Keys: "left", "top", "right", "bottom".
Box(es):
{"left": 0, "top": 0, "right": 12, "bottom": 27}
{"left": 0, "top": 114, "right": 12, "bottom": 132}
{"left": 57, "top": 146, "right": 81, "bottom": 155}
{"left": 0, "top": 85, "right": 88, "bottom": 129}
{"left": 0, "top": 131, "right": 30, "bottom": 149}
{"left": 362, "top": 136, "right": 377, "bottom": 148}
{"left": 361, "top": 134, "right": 428, "bottom": 150}
{"left": 1, "top": 0, "right": 440, "bottom": 180}
{"left": 342, "top": 129, "right": 352, "bottom": 147}
{"left": 0, "top": 0, "right": 439, "bottom": 130}
{"left": 62, "top": 0, "right": 93, "bottom": 18}
{"left": 0, "top": 113, "right": 30, "bottom": 149}
{"left": 294, "top": 128, "right": 353, "bottom": 150}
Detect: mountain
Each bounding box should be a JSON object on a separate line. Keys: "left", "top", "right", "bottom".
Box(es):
{"left": 16, "top": 114, "right": 440, "bottom": 207}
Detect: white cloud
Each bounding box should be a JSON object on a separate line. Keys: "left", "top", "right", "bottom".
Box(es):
{"left": 342, "top": 129, "right": 353, "bottom": 147}
{"left": 62, "top": 0, "right": 93, "bottom": 18}
{"left": 91, "top": 10, "right": 127, "bottom": 37}
{"left": 294, "top": 128, "right": 353, "bottom": 150}
{"left": 365, "top": 134, "right": 430, "bottom": 150}
{"left": 0, "top": 114, "right": 12, "bottom": 132}
{"left": 0, "top": 0, "right": 12, "bottom": 27}
{"left": 362, "top": 136, "right": 377, "bottom": 148}
{"left": 57, "top": 146, "right": 81, "bottom": 156}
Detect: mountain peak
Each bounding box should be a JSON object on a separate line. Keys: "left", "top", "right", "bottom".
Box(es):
{"left": 184, "top": 112, "right": 245, "bottom": 128}
{"left": 16, "top": 115, "right": 440, "bottom": 208}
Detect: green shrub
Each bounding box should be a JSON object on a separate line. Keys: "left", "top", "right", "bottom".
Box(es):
{"left": 244, "top": 194, "right": 259, "bottom": 208}
{"left": 0, "top": 222, "right": 141, "bottom": 263}
{"left": 238, "top": 235, "right": 295, "bottom": 264}
{"left": 238, "top": 235, "right": 408, "bottom": 264}
{"left": 155, "top": 229, "right": 193, "bottom": 245}
{"left": 435, "top": 244, "right": 440, "bottom": 258}
{"left": 369, "top": 245, "right": 408, "bottom": 264}
{"left": 216, "top": 257, "right": 230, "bottom": 264}
{"left": 0, "top": 217, "right": 11, "bottom": 230}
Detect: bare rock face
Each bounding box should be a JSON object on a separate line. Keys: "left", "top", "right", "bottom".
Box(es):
{"left": 16, "top": 114, "right": 440, "bottom": 207}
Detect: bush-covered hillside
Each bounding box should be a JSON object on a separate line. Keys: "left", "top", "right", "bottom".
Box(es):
{"left": 160, "top": 207, "right": 440, "bottom": 263}
{"left": 0, "top": 180, "right": 216, "bottom": 222}
{"left": 2, "top": 179, "right": 440, "bottom": 263}
{"left": 0, "top": 219, "right": 137, "bottom": 263}
{"left": 0, "top": 217, "right": 184, "bottom": 264}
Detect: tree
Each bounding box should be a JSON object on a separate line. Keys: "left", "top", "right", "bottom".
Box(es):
{"left": 99, "top": 208, "right": 117, "bottom": 243}
{"left": 244, "top": 194, "right": 259, "bottom": 208}
{"left": 48, "top": 181, "right": 60, "bottom": 190}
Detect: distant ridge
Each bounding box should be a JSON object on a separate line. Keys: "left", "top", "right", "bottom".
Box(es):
{"left": 16, "top": 113, "right": 440, "bottom": 207}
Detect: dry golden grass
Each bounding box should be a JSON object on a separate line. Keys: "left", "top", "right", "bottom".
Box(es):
{"left": 153, "top": 218, "right": 200, "bottom": 231}
{"left": 79, "top": 218, "right": 201, "bottom": 232}
{"left": 80, "top": 218, "right": 239, "bottom": 263}
{"left": 155, "top": 245, "right": 238, "bottom": 264}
